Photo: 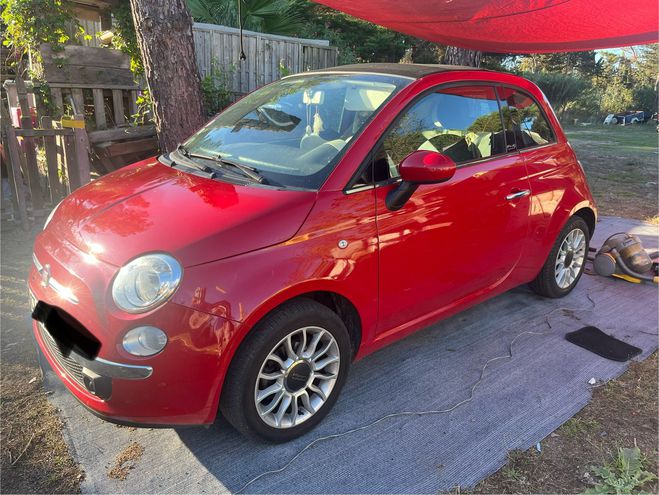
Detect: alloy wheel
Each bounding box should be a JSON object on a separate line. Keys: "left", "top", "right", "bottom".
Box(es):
{"left": 254, "top": 326, "right": 340, "bottom": 429}
{"left": 554, "top": 228, "right": 586, "bottom": 289}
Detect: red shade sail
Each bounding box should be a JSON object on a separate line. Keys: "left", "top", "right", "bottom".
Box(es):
{"left": 314, "top": 0, "right": 658, "bottom": 53}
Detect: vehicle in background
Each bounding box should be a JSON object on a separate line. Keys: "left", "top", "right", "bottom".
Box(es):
{"left": 603, "top": 110, "right": 652, "bottom": 125}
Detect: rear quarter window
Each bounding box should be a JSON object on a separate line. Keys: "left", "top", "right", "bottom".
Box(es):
{"left": 498, "top": 88, "right": 555, "bottom": 150}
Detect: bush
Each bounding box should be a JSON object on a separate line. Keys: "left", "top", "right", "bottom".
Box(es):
{"left": 523, "top": 71, "right": 590, "bottom": 119}
{"left": 600, "top": 80, "right": 635, "bottom": 115}
{"left": 632, "top": 86, "right": 658, "bottom": 113}
{"left": 200, "top": 60, "right": 234, "bottom": 117}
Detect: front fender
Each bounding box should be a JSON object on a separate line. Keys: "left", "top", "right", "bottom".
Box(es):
{"left": 172, "top": 189, "right": 379, "bottom": 360}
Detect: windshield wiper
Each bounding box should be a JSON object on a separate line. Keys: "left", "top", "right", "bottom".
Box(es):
{"left": 177, "top": 145, "right": 267, "bottom": 184}
{"left": 169, "top": 145, "right": 216, "bottom": 178}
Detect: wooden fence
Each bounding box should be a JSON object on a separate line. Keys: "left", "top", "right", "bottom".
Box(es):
{"left": 192, "top": 23, "right": 338, "bottom": 97}
{"left": 1, "top": 76, "right": 92, "bottom": 230}
{"left": 1, "top": 27, "right": 336, "bottom": 227}
{"left": 4, "top": 43, "right": 158, "bottom": 179}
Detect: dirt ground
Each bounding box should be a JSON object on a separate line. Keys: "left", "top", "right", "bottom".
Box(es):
{"left": 0, "top": 124, "right": 657, "bottom": 493}
{"left": 0, "top": 225, "right": 83, "bottom": 493}
{"left": 473, "top": 352, "right": 658, "bottom": 494}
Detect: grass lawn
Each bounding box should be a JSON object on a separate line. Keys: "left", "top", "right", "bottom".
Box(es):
{"left": 565, "top": 123, "right": 658, "bottom": 222}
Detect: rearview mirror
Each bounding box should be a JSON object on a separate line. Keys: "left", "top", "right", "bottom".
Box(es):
{"left": 386, "top": 151, "right": 456, "bottom": 211}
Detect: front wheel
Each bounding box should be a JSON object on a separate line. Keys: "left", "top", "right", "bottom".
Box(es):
{"left": 220, "top": 298, "right": 351, "bottom": 442}
{"left": 529, "top": 216, "right": 590, "bottom": 298}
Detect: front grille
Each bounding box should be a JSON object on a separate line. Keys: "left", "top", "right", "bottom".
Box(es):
{"left": 38, "top": 324, "right": 86, "bottom": 387}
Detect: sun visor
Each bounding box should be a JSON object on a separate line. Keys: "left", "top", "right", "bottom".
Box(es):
{"left": 344, "top": 86, "right": 393, "bottom": 112}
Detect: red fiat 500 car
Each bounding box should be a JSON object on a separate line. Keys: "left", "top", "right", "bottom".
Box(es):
{"left": 30, "top": 64, "right": 596, "bottom": 442}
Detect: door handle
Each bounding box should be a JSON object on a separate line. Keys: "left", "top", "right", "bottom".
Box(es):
{"left": 506, "top": 189, "right": 531, "bottom": 201}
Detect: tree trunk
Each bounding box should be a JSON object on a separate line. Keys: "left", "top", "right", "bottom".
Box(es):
{"left": 443, "top": 46, "right": 482, "bottom": 67}
{"left": 129, "top": 0, "right": 206, "bottom": 152}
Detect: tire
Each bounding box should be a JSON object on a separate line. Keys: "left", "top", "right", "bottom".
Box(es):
{"left": 220, "top": 298, "right": 352, "bottom": 442}
{"left": 611, "top": 117, "right": 618, "bottom": 125}
{"left": 529, "top": 216, "right": 590, "bottom": 298}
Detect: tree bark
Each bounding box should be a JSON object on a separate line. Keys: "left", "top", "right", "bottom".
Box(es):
{"left": 129, "top": 0, "right": 206, "bottom": 152}
{"left": 443, "top": 46, "right": 482, "bottom": 67}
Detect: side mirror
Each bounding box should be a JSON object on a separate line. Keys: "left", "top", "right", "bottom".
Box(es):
{"left": 386, "top": 151, "right": 456, "bottom": 211}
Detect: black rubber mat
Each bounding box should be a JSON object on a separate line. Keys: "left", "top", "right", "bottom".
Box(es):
{"left": 565, "top": 326, "right": 642, "bottom": 362}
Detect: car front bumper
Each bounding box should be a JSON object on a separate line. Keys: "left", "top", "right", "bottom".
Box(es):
{"left": 29, "top": 234, "right": 240, "bottom": 426}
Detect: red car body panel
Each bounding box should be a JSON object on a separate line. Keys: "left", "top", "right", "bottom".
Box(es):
{"left": 49, "top": 160, "right": 317, "bottom": 268}
{"left": 29, "top": 67, "right": 596, "bottom": 425}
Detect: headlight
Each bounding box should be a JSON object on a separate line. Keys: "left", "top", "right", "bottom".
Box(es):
{"left": 122, "top": 326, "right": 167, "bottom": 356}
{"left": 44, "top": 201, "right": 62, "bottom": 230}
{"left": 112, "top": 254, "right": 182, "bottom": 313}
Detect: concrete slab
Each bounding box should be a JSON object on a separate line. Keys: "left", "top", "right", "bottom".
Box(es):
{"left": 37, "top": 216, "right": 658, "bottom": 493}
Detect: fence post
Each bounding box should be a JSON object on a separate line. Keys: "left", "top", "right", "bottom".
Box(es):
{"left": 1, "top": 101, "right": 30, "bottom": 230}
{"left": 70, "top": 88, "right": 85, "bottom": 116}
{"left": 41, "top": 117, "right": 64, "bottom": 202}
{"left": 112, "top": 89, "right": 125, "bottom": 126}
{"left": 51, "top": 87, "right": 64, "bottom": 115}
{"left": 55, "top": 134, "right": 70, "bottom": 195}
{"left": 72, "top": 115, "right": 91, "bottom": 187}
{"left": 14, "top": 76, "right": 44, "bottom": 210}
{"left": 63, "top": 132, "right": 80, "bottom": 191}
{"left": 4, "top": 127, "right": 31, "bottom": 230}
{"left": 92, "top": 89, "right": 108, "bottom": 130}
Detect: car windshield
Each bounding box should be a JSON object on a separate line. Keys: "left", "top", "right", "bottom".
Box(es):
{"left": 180, "top": 73, "right": 410, "bottom": 189}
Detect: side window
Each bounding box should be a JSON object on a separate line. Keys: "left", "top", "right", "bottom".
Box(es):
{"left": 368, "top": 85, "right": 505, "bottom": 184}
{"left": 498, "top": 88, "right": 555, "bottom": 150}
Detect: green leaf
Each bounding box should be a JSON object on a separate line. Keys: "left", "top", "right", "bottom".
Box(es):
{"left": 585, "top": 447, "right": 657, "bottom": 495}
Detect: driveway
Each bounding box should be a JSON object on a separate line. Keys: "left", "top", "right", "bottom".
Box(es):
{"left": 23, "top": 216, "right": 659, "bottom": 492}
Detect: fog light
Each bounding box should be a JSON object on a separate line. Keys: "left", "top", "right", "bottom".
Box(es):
{"left": 122, "top": 326, "right": 167, "bottom": 356}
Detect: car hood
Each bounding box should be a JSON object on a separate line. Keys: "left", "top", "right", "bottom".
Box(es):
{"left": 48, "top": 158, "right": 317, "bottom": 267}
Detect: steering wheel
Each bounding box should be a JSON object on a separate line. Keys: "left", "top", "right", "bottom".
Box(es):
{"left": 256, "top": 107, "right": 299, "bottom": 128}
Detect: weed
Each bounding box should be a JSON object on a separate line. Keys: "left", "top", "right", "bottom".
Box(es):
{"left": 503, "top": 466, "right": 526, "bottom": 483}
{"left": 584, "top": 446, "right": 656, "bottom": 494}
{"left": 201, "top": 59, "right": 235, "bottom": 117}
{"left": 279, "top": 59, "right": 291, "bottom": 77}
{"left": 563, "top": 417, "right": 601, "bottom": 437}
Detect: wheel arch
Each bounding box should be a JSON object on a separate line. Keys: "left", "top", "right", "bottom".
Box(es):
{"left": 303, "top": 291, "right": 362, "bottom": 356}
{"left": 236, "top": 286, "right": 364, "bottom": 361}
{"left": 572, "top": 206, "right": 596, "bottom": 239}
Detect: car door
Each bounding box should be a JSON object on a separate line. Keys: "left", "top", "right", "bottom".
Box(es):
{"left": 371, "top": 84, "right": 532, "bottom": 337}
{"left": 496, "top": 86, "right": 578, "bottom": 273}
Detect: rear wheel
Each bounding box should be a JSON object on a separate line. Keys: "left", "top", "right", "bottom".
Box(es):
{"left": 530, "top": 216, "right": 589, "bottom": 298}
{"left": 220, "top": 298, "right": 351, "bottom": 442}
